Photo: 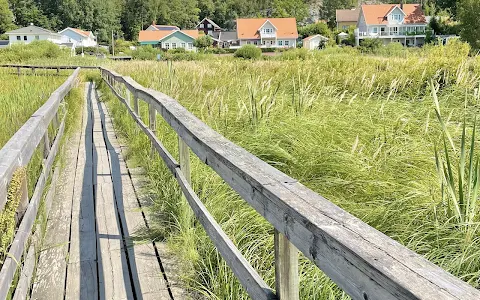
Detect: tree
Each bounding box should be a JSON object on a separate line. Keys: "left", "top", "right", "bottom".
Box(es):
{"left": 271, "top": 0, "right": 309, "bottom": 22}
{"left": 298, "top": 22, "right": 332, "bottom": 39}
{"left": 194, "top": 35, "right": 213, "bottom": 50}
{"left": 458, "top": 0, "right": 480, "bottom": 50}
{"left": 320, "top": 0, "right": 355, "bottom": 28}
{"left": 0, "top": 0, "right": 14, "bottom": 34}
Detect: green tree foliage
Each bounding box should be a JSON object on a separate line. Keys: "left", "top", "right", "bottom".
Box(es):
{"left": 272, "top": 0, "right": 309, "bottom": 22}
{"left": 194, "top": 35, "right": 213, "bottom": 50}
{"left": 0, "top": 0, "right": 14, "bottom": 34}
{"left": 320, "top": 0, "right": 355, "bottom": 28}
{"left": 457, "top": 0, "right": 480, "bottom": 50}
{"left": 234, "top": 44, "right": 261, "bottom": 59}
{"left": 298, "top": 22, "right": 332, "bottom": 39}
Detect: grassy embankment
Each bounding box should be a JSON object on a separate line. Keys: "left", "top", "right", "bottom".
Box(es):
{"left": 98, "top": 41, "right": 480, "bottom": 299}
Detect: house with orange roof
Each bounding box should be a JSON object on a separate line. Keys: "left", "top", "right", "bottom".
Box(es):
{"left": 138, "top": 29, "right": 199, "bottom": 51}
{"left": 354, "top": 3, "right": 428, "bottom": 47}
{"left": 235, "top": 18, "right": 298, "bottom": 49}
{"left": 59, "top": 27, "right": 97, "bottom": 47}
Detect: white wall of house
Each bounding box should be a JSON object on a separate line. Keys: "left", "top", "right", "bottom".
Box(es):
{"left": 8, "top": 33, "right": 62, "bottom": 45}
{"left": 259, "top": 21, "right": 277, "bottom": 39}
{"left": 387, "top": 7, "right": 405, "bottom": 25}
{"left": 239, "top": 38, "right": 296, "bottom": 48}
{"left": 61, "top": 29, "right": 96, "bottom": 47}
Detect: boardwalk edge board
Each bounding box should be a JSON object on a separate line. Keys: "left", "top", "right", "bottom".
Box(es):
{"left": 100, "top": 67, "right": 480, "bottom": 300}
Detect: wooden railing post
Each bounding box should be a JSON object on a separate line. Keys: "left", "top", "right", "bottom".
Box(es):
{"left": 43, "top": 131, "right": 50, "bottom": 158}
{"left": 275, "top": 230, "right": 299, "bottom": 300}
{"left": 133, "top": 92, "right": 139, "bottom": 116}
{"left": 148, "top": 104, "right": 156, "bottom": 157}
{"left": 17, "top": 66, "right": 20, "bottom": 76}
{"left": 178, "top": 137, "right": 191, "bottom": 184}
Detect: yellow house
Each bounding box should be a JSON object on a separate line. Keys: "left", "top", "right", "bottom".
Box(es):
{"left": 336, "top": 8, "right": 360, "bottom": 30}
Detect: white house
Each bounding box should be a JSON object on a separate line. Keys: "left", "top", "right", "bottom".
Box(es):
{"left": 235, "top": 18, "right": 298, "bottom": 49}
{"left": 59, "top": 27, "right": 97, "bottom": 47}
{"left": 303, "top": 35, "right": 329, "bottom": 50}
{"left": 354, "top": 4, "right": 428, "bottom": 47}
{"left": 5, "top": 24, "right": 63, "bottom": 45}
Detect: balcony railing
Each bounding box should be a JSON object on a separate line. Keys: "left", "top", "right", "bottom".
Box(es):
{"left": 355, "top": 31, "right": 427, "bottom": 37}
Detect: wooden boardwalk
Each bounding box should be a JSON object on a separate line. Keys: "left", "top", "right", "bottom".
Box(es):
{"left": 31, "top": 82, "right": 173, "bottom": 300}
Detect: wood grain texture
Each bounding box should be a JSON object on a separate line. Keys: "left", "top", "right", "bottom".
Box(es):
{"left": 99, "top": 99, "right": 170, "bottom": 299}
{"left": 101, "top": 67, "right": 480, "bottom": 300}
{"left": 11, "top": 245, "right": 35, "bottom": 300}
{"left": 274, "top": 230, "right": 299, "bottom": 300}
{"left": 65, "top": 82, "right": 98, "bottom": 300}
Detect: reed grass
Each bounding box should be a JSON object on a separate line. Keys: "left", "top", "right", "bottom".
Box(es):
{"left": 100, "top": 40, "right": 480, "bottom": 299}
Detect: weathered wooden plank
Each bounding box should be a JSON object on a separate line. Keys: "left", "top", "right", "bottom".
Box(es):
{"left": 65, "top": 82, "right": 98, "bottom": 300}
{"left": 0, "top": 68, "right": 80, "bottom": 213}
{"left": 31, "top": 127, "right": 80, "bottom": 300}
{"left": 0, "top": 64, "right": 99, "bottom": 70}
{"left": 99, "top": 100, "right": 170, "bottom": 299}
{"left": 11, "top": 245, "right": 35, "bottom": 300}
{"left": 101, "top": 68, "right": 480, "bottom": 300}
{"left": 0, "top": 114, "right": 66, "bottom": 300}
{"left": 91, "top": 85, "right": 134, "bottom": 300}
{"left": 274, "top": 230, "right": 299, "bottom": 300}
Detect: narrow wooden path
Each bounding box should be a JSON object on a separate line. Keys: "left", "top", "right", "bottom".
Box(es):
{"left": 31, "top": 82, "right": 173, "bottom": 300}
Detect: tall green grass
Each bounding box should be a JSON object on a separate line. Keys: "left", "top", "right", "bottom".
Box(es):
{"left": 101, "top": 41, "right": 480, "bottom": 299}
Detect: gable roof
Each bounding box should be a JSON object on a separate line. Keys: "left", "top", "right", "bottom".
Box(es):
{"left": 236, "top": 18, "right": 298, "bottom": 39}
{"left": 303, "top": 34, "right": 328, "bottom": 41}
{"left": 196, "top": 18, "right": 222, "bottom": 30}
{"left": 59, "top": 27, "right": 94, "bottom": 38}
{"left": 361, "top": 4, "right": 426, "bottom": 25}
{"left": 138, "top": 30, "right": 199, "bottom": 42}
{"left": 6, "top": 25, "right": 61, "bottom": 36}
{"left": 151, "top": 25, "right": 180, "bottom": 31}
{"left": 336, "top": 9, "right": 360, "bottom": 23}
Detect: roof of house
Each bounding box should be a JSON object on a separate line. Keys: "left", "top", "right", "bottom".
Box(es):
{"left": 236, "top": 18, "right": 298, "bottom": 39}
{"left": 6, "top": 25, "right": 61, "bottom": 36}
{"left": 361, "top": 4, "right": 427, "bottom": 25}
{"left": 197, "top": 18, "right": 222, "bottom": 30}
{"left": 151, "top": 25, "right": 180, "bottom": 31}
{"left": 138, "top": 30, "right": 199, "bottom": 42}
{"left": 60, "top": 27, "right": 94, "bottom": 38}
{"left": 219, "top": 31, "right": 237, "bottom": 41}
{"left": 336, "top": 9, "right": 360, "bottom": 23}
{"left": 303, "top": 34, "right": 329, "bottom": 41}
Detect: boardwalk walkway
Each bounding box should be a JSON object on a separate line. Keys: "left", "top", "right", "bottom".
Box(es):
{"left": 31, "top": 82, "right": 173, "bottom": 300}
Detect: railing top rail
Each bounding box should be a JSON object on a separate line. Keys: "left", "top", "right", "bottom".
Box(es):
{"left": 101, "top": 67, "right": 480, "bottom": 300}
{"left": 0, "top": 68, "right": 80, "bottom": 212}
{"left": 0, "top": 64, "right": 99, "bottom": 70}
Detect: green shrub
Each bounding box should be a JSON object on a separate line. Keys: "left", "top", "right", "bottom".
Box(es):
{"left": 359, "top": 38, "right": 383, "bottom": 53}
{"left": 234, "top": 45, "right": 262, "bottom": 59}
{"left": 0, "top": 41, "right": 69, "bottom": 63}
{"left": 168, "top": 47, "right": 187, "bottom": 54}
{"left": 130, "top": 45, "right": 162, "bottom": 60}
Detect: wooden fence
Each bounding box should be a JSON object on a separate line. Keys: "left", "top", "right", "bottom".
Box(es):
{"left": 100, "top": 67, "right": 480, "bottom": 300}
{"left": 0, "top": 68, "right": 80, "bottom": 299}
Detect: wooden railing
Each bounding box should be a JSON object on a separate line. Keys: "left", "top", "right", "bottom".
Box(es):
{"left": 0, "top": 68, "right": 80, "bottom": 299}
{"left": 100, "top": 67, "right": 480, "bottom": 300}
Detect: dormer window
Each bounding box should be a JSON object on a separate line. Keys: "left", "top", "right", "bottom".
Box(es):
{"left": 394, "top": 14, "right": 401, "bottom": 21}
{"left": 263, "top": 28, "right": 273, "bottom": 34}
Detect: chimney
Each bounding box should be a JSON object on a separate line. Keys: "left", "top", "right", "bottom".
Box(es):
{"left": 152, "top": 20, "right": 156, "bottom": 25}
{"left": 400, "top": 0, "right": 404, "bottom": 10}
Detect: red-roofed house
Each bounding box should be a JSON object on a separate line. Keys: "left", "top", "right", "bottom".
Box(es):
{"left": 59, "top": 27, "right": 97, "bottom": 47}
{"left": 354, "top": 4, "right": 427, "bottom": 46}
{"left": 235, "top": 18, "right": 298, "bottom": 48}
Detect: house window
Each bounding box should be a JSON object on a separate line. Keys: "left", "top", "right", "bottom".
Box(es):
{"left": 391, "top": 27, "right": 398, "bottom": 34}
{"left": 207, "top": 24, "right": 212, "bottom": 28}
{"left": 199, "top": 24, "right": 204, "bottom": 28}
{"left": 253, "top": 40, "right": 258, "bottom": 45}
{"left": 278, "top": 40, "right": 283, "bottom": 46}
{"left": 342, "top": 25, "right": 348, "bottom": 30}
{"left": 188, "top": 43, "right": 193, "bottom": 49}
{"left": 23, "top": 36, "right": 27, "bottom": 41}
{"left": 165, "top": 43, "right": 170, "bottom": 49}
{"left": 16, "top": 36, "right": 20, "bottom": 40}
{"left": 208, "top": 30, "right": 213, "bottom": 35}
{"left": 394, "top": 14, "right": 401, "bottom": 21}
{"left": 35, "top": 35, "right": 39, "bottom": 40}
{"left": 247, "top": 41, "right": 251, "bottom": 45}
{"left": 372, "top": 27, "right": 378, "bottom": 34}
{"left": 172, "top": 43, "right": 177, "bottom": 49}
{"left": 181, "top": 42, "right": 186, "bottom": 48}
{"left": 263, "top": 28, "right": 273, "bottom": 34}
{"left": 284, "top": 40, "right": 289, "bottom": 46}
{"left": 262, "top": 40, "right": 266, "bottom": 45}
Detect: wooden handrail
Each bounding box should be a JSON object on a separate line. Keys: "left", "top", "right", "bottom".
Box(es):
{"left": 0, "top": 68, "right": 79, "bottom": 299}
{"left": 100, "top": 67, "right": 480, "bottom": 300}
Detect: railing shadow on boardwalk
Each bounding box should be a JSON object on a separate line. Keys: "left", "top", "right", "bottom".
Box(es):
{"left": 92, "top": 85, "right": 142, "bottom": 299}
